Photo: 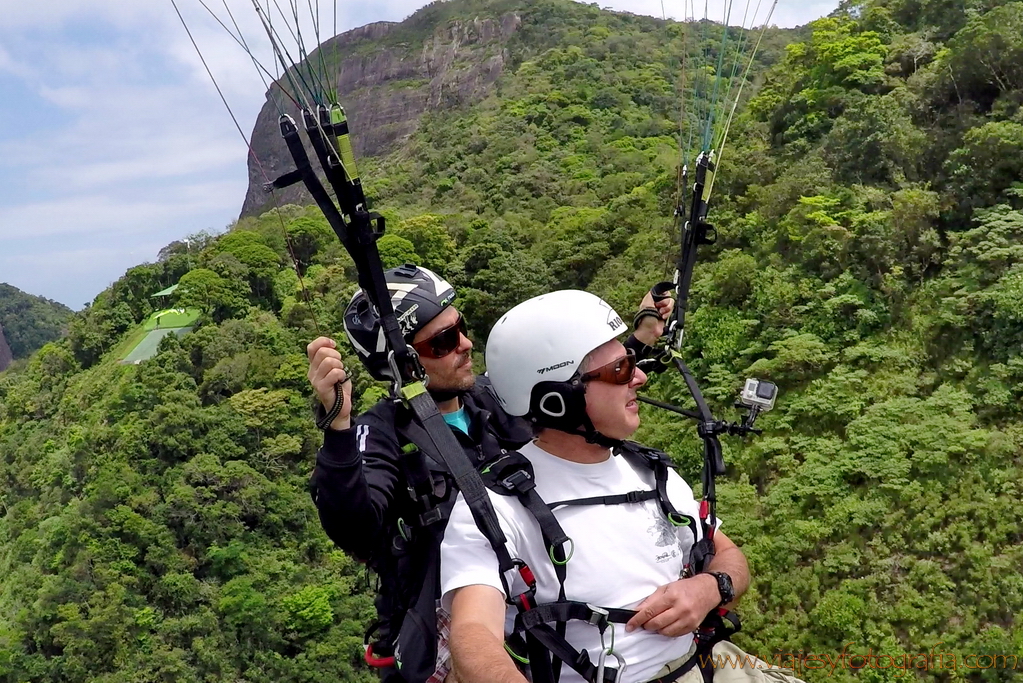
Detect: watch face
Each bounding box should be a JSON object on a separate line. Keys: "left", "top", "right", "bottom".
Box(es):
{"left": 714, "top": 572, "right": 734, "bottom": 604}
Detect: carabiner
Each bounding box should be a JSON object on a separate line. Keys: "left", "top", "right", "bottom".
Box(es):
{"left": 595, "top": 648, "right": 626, "bottom": 683}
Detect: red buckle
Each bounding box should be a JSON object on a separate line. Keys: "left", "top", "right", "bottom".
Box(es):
{"left": 699, "top": 500, "right": 709, "bottom": 519}
{"left": 518, "top": 563, "right": 536, "bottom": 588}
{"left": 364, "top": 644, "right": 396, "bottom": 668}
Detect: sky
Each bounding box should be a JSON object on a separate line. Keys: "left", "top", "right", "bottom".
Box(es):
{"left": 0, "top": 0, "right": 841, "bottom": 310}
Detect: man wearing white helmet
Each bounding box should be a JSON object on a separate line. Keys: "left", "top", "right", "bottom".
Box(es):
{"left": 440, "top": 291, "right": 795, "bottom": 683}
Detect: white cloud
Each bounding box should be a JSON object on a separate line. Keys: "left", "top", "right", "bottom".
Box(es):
{"left": 0, "top": 1, "right": 166, "bottom": 30}
{"left": 0, "top": 180, "right": 242, "bottom": 241}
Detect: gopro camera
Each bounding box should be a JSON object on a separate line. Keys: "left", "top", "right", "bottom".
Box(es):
{"left": 739, "top": 378, "right": 777, "bottom": 412}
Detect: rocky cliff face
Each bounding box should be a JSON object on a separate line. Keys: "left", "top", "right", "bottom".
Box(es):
{"left": 240, "top": 12, "right": 521, "bottom": 218}
{"left": 0, "top": 323, "right": 13, "bottom": 372}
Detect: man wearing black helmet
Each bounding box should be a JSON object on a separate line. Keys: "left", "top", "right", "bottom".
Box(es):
{"left": 306, "top": 264, "right": 671, "bottom": 683}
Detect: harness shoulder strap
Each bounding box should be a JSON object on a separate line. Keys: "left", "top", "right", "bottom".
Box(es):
{"left": 481, "top": 452, "right": 576, "bottom": 683}
{"left": 396, "top": 388, "right": 517, "bottom": 581}
{"left": 617, "top": 441, "right": 698, "bottom": 530}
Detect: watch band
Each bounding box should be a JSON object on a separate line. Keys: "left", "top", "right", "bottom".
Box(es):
{"left": 708, "top": 571, "right": 735, "bottom": 606}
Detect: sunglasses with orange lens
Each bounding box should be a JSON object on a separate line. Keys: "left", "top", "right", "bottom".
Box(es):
{"left": 580, "top": 349, "right": 637, "bottom": 385}
{"left": 412, "top": 314, "right": 468, "bottom": 359}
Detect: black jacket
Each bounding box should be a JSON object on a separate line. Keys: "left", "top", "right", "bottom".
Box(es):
{"left": 309, "top": 376, "right": 532, "bottom": 670}
{"left": 310, "top": 376, "right": 531, "bottom": 561}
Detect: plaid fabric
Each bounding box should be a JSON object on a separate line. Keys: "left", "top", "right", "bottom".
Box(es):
{"left": 426, "top": 607, "right": 453, "bottom": 683}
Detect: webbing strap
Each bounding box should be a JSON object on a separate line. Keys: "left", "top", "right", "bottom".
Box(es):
{"left": 644, "top": 653, "right": 700, "bottom": 683}
{"left": 497, "top": 467, "right": 571, "bottom": 567}
{"left": 393, "top": 434, "right": 437, "bottom": 531}
{"left": 525, "top": 623, "right": 619, "bottom": 683}
{"left": 495, "top": 465, "right": 577, "bottom": 683}
{"left": 263, "top": 168, "right": 303, "bottom": 190}
{"left": 282, "top": 109, "right": 510, "bottom": 575}
{"left": 521, "top": 489, "right": 571, "bottom": 552}
{"left": 403, "top": 388, "right": 513, "bottom": 571}
{"left": 514, "top": 601, "right": 635, "bottom": 683}
{"left": 506, "top": 472, "right": 572, "bottom": 682}
{"left": 654, "top": 464, "right": 681, "bottom": 522}
{"left": 547, "top": 489, "right": 658, "bottom": 509}
{"left": 279, "top": 118, "right": 350, "bottom": 245}
{"left": 514, "top": 602, "right": 635, "bottom": 632}
{"left": 281, "top": 114, "right": 414, "bottom": 383}
{"left": 302, "top": 108, "right": 360, "bottom": 213}
{"left": 618, "top": 444, "right": 698, "bottom": 536}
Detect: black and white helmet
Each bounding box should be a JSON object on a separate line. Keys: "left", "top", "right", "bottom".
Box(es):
{"left": 343, "top": 264, "right": 457, "bottom": 380}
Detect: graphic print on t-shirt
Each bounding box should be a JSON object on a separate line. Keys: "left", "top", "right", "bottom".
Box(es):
{"left": 647, "top": 506, "right": 682, "bottom": 563}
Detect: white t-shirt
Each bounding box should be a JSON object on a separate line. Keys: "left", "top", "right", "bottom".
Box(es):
{"left": 440, "top": 441, "right": 710, "bottom": 683}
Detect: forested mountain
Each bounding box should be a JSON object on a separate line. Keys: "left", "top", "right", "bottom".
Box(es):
{"left": 2, "top": 0, "right": 1023, "bottom": 681}
{"left": 0, "top": 284, "right": 74, "bottom": 370}
{"left": 0, "top": 325, "right": 12, "bottom": 373}
{"left": 239, "top": 0, "right": 791, "bottom": 216}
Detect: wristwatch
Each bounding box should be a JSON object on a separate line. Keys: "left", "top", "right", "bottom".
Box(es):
{"left": 707, "top": 571, "right": 735, "bottom": 606}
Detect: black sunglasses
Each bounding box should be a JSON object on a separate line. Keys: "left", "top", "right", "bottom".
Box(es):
{"left": 580, "top": 349, "right": 637, "bottom": 385}
{"left": 412, "top": 314, "right": 468, "bottom": 359}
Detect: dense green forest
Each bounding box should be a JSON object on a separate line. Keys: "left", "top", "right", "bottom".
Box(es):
{"left": 2, "top": 0, "right": 1023, "bottom": 680}
{"left": 0, "top": 284, "right": 73, "bottom": 361}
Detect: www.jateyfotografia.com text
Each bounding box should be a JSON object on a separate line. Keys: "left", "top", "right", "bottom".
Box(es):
{"left": 699, "top": 643, "right": 1020, "bottom": 678}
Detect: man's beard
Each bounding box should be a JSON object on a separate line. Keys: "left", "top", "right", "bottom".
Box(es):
{"left": 427, "top": 351, "right": 475, "bottom": 401}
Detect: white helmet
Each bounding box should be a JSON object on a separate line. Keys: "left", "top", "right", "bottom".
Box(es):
{"left": 486, "top": 290, "right": 627, "bottom": 419}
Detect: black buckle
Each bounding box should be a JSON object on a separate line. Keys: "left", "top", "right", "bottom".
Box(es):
{"left": 419, "top": 507, "right": 444, "bottom": 526}
{"left": 501, "top": 469, "right": 535, "bottom": 493}
{"left": 625, "top": 490, "right": 644, "bottom": 504}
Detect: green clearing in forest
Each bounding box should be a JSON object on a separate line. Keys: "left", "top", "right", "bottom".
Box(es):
{"left": 116, "top": 308, "right": 199, "bottom": 364}
{"left": 143, "top": 307, "right": 200, "bottom": 330}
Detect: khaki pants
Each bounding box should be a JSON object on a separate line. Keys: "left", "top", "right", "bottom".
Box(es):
{"left": 652, "top": 641, "right": 806, "bottom": 683}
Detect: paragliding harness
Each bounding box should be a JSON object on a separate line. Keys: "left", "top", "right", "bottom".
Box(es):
{"left": 268, "top": 106, "right": 514, "bottom": 681}
{"left": 363, "top": 416, "right": 457, "bottom": 679}
{"left": 475, "top": 440, "right": 741, "bottom": 683}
